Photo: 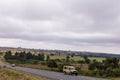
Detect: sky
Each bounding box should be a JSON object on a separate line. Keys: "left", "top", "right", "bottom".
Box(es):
{"left": 0, "top": 0, "right": 120, "bottom": 54}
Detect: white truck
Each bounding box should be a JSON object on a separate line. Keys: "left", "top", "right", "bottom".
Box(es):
{"left": 63, "top": 66, "right": 78, "bottom": 76}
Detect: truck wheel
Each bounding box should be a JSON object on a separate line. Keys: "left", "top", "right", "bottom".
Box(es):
{"left": 75, "top": 73, "right": 78, "bottom": 76}
{"left": 69, "top": 72, "right": 72, "bottom": 75}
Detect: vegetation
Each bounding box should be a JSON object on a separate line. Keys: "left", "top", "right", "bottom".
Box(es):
{"left": 88, "top": 58, "right": 120, "bottom": 77}
{"left": 4, "top": 50, "right": 120, "bottom": 79}
{"left": 4, "top": 51, "right": 45, "bottom": 64}
{"left": 49, "top": 55, "right": 105, "bottom": 62}
{"left": 0, "top": 67, "right": 50, "bottom": 80}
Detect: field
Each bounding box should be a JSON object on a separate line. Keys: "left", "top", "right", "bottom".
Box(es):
{"left": 16, "top": 55, "right": 105, "bottom": 72}
{"left": 0, "top": 67, "right": 50, "bottom": 80}
{"left": 49, "top": 55, "right": 105, "bottom": 62}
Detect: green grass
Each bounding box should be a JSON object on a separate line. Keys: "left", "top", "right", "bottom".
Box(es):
{"left": 49, "top": 55, "right": 65, "bottom": 60}
{"left": 49, "top": 55, "right": 105, "bottom": 62}
{"left": 89, "top": 57, "right": 105, "bottom": 62}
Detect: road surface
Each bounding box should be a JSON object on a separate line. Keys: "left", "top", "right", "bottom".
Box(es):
{"left": 0, "top": 61, "right": 106, "bottom": 80}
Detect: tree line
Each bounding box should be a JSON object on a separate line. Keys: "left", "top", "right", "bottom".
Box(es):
{"left": 4, "top": 51, "right": 45, "bottom": 61}
{"left": 4, "top": 51, "right": 58, "bottom": 68}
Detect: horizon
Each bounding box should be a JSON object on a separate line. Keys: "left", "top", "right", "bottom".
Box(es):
{"left": 0, "top": 46, "right": 119, "bottom": 55}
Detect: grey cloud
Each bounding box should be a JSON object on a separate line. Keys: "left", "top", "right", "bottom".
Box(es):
{"left": 60, "top": 0, "right": 120, "bottom": 33}
{"left": 0, "top": 0, "right": 65, "bottom": 20}
{"left": 0, "top": 0, "right": 120, "bottom": 52}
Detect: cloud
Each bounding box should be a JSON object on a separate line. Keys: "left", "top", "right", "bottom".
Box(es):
{"left": 0, "top": 0, "right": 120, "bottom": 53}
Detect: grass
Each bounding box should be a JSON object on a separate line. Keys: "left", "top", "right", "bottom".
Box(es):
{"left": 0, "top": 67, "right": 51, "bottom": 80}
{"left": 108, "top": 78, "right": 120, "bottom": 80}
{"left": 18, "top": 64, "right": 58, "bottom": 72}
{"left": 49, "top": 55, "right": 105, "bottom": 62}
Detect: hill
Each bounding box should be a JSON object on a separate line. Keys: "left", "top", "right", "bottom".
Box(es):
{"left": 0, "top": 47, "right": 120, "bottom": 58}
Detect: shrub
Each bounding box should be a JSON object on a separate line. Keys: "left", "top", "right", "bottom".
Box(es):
{"left": 54, "top": 59, "right": 62, "bottom": 62}
{"left": 32, "top": 60, "right": 39, "bottom": 64}
{"left": 40, "top": 61, "right": 47, "bottom": 65}
{"left": 57, "top": 63, "right": 64, "bottom": 72}
{"left": 47, "top": 60, "right": 57, "bottom": 68}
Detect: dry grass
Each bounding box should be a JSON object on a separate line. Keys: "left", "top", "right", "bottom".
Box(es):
{"left": 18, "top": 64, "right": 58, "bottom": 71}
{"left": 0, "top": 67, "right": 51, "bottom": 80}
{"left": 19, "top": 64, "right": 51, "bottom": 70}
{"left": 108, "top": 78, "right": 120, "bottom": 80}
{"left": 72, "top": 64, "right": 89, "bottom": 70}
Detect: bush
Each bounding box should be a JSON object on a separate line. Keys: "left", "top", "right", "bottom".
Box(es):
{"left": 76, "top": 67, "right": 81, "bottom": 72}
{"left": 57, "top": 63, "right": 64, "bottom": 72}
{"left": 47, "top": 60, "right": 57, "bottom": 68}
{"left": 19, "top": 58, "right": 26, "bottom": 64}
{"left": 32, "top": 60, "right": 39, "bottom": 64}
{"left": 6, "top": 60, "right": 20, "bottom": 64}
{"left": 40, "top": 61, "right": 47, "bottom": 65}
{"left": 54, "top": 59, "right": 62, "bottom": 62}
{"left": 104, "top": 68, "right": 120, "bottom": 77}
{"left": 26, "top": 60, "right": 39, "bottom": 64}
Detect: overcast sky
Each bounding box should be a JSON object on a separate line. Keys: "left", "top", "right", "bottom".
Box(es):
{"left": 0, "top": 0, "right": 120, "bottom": 54}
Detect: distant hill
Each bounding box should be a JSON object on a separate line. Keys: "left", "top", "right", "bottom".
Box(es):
{"left": 74, "top": 52, "right": 120, "bottom": 58}
{"left": 0, "top": 47, "right": 120, "bottom": 58}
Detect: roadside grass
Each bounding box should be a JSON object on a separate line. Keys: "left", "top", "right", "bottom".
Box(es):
{"left": 0, "top": 67, "right": 51, "bottom": 80}
{"left": 18, "top": 64, "right": 58, "bottom": 72}
{"left": 108, "top": 78, "right": 120, "bottom": 80}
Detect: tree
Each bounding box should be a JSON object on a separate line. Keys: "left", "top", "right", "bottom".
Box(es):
{"left": 83, "top": 56, "right": 90, "bottom": 64}
{"left": 47, "top": 60, "right": 57, "bottom": 68}
{"left": 19, "top": 52, "right": 26, "bottom": 59}
{"left": 26, "top": 52, "right": 33, "bottom": 59}
{"left": 4, "top": 51, "right": 12, "bottom": 60}
{"left": 38, "top": 53, "right": 44, "bottom": 61}
{"left": 46, "top": 55, "right": 50, "bottom": 61}
{"left": 104, "top": 58, "right": 119, "bottom": 69}
{"left": 66, "top": 55, "right": 70, "bottom": 62}
{"left": 71, "top": 53, "right": 75, "bottom": 57}
{"left": 41, "top": 54, "right": 45, "bottom": 61}
{"left": 14, "top": 52, "right": 19, "bottom": 59}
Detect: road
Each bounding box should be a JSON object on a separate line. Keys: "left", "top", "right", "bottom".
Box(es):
{"left": 0, "top": 61, "right": 106, "bottom": 80}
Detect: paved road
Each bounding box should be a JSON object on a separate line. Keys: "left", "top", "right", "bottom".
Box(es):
{"left": 0, "top": 61, "right": 106, "bottom": 80}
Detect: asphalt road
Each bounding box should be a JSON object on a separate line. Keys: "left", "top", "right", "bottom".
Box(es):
{"left": 0, "top": 61, "right": 106, "bottom": 80}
